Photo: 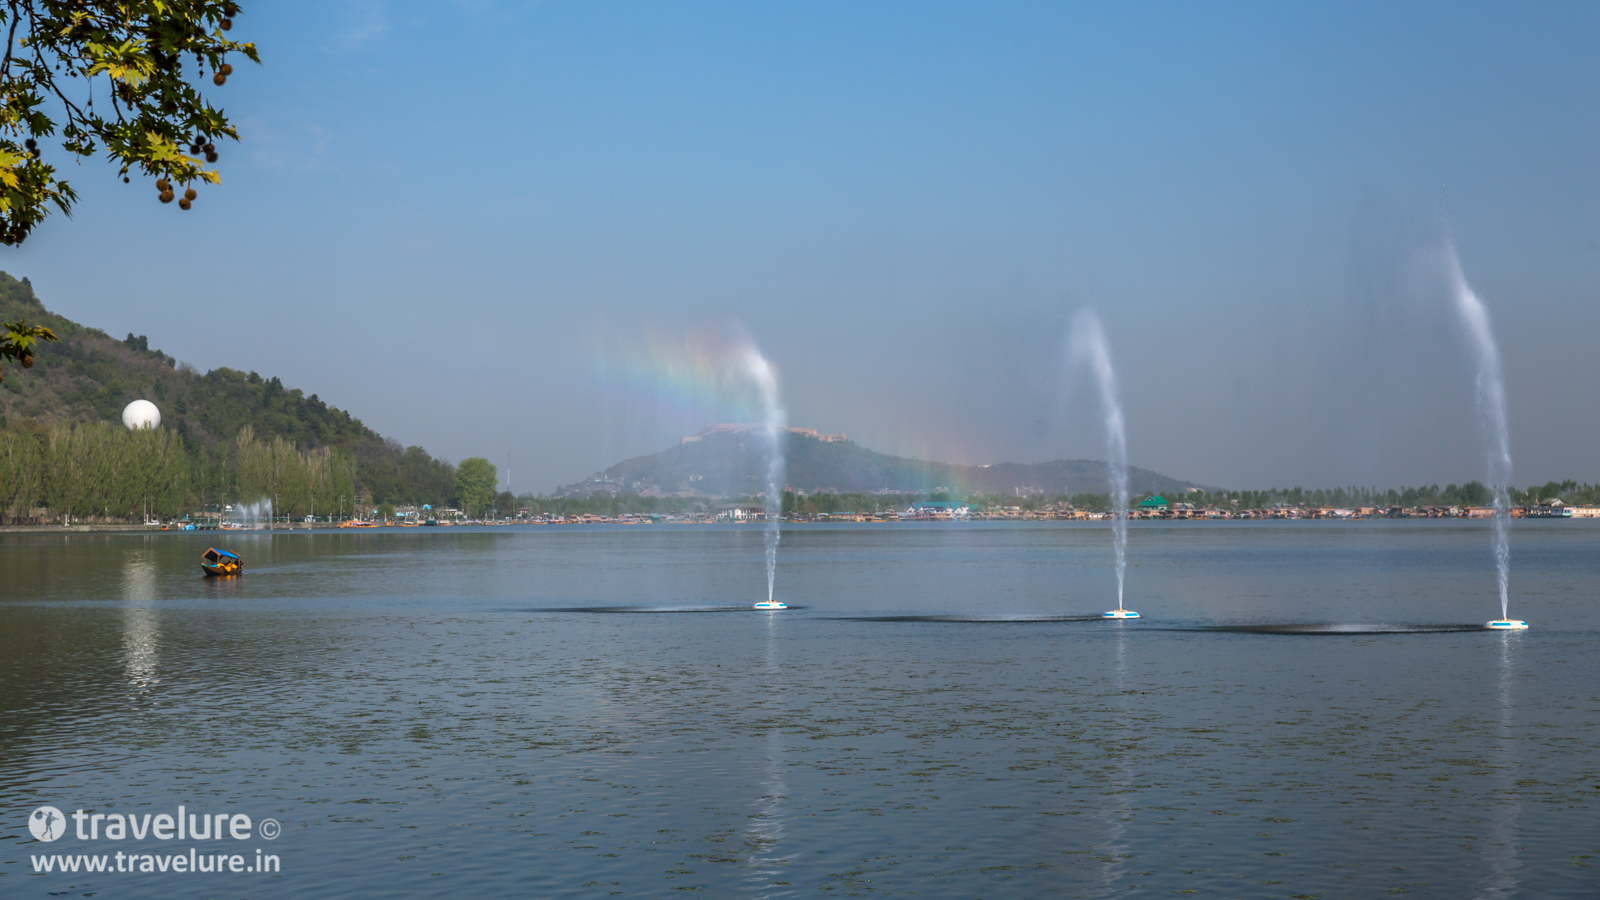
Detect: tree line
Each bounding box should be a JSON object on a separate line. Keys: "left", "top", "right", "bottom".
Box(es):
{"left": 0, "top": 420, "right": 187, "bottom": 523}
{"left": 0, "top": 420, "right": 437, "bottom": 524}
{"left": 968, "top": 481, "right": 1600, "bottom": 513}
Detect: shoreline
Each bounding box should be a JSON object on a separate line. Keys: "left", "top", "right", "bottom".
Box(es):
{"left": 1, "top": 516, "right": 1591, "bottom": 534}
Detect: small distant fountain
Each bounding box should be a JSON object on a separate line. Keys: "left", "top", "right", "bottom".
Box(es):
{"left": 1439, "top": 244, "right": 1526, "bottom": 630}
{"left": 1068, "top": 310, "right": 1138, "bottom": 619}
{"left": 233, "top": 498, "right": 273, "bottom": 530}
{"left": 742, "top": 348, "right": 788, "bottom": 610}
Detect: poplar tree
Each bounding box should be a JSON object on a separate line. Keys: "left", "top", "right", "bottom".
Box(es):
{"left": 454, "top": 458, "right": 497, "bottom": 518}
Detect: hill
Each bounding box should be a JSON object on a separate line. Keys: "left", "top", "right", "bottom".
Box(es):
{"left": 0, "top": 272, "right": 455, "bottom": 509}
{"left": 558, "top": 428, "right": 1202, "bottom": 498}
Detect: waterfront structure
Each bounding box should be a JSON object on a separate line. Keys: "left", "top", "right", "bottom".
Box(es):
{"left": 681, "top": 424, "right": 845, "bottom": 445}
{"left": 717, "top": 503, "right": 766, "bottom": 521}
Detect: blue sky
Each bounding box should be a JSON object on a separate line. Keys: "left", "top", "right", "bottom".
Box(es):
{"left": 12, "top": 1, "right": 1600, "bottom": 491}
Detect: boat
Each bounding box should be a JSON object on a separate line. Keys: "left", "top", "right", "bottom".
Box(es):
{"left": 753, "top": 601, "right": 787, "bottom": 610}
{"left": 201, "top": 548, "right": 242, "bottom": 577}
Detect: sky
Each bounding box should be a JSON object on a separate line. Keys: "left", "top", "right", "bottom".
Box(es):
{"left": 10, "top": 1, "right": 1600, "bottom": 493}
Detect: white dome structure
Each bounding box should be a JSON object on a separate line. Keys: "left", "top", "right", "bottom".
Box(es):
{"left": 122, "top": 399, "right": 161, "bottom": 430}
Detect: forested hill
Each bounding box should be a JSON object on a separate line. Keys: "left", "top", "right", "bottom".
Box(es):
{"left": 560, "top": 429, "right": 1201, "bottom": 498}
{"left": 0, "top": 272, "right": 454, "bottom": 506}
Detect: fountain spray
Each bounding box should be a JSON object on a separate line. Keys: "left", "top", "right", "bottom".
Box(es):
{"left": 1439, "top": 243, "right": 1525, "bottom": 630}
{"left": 234, "top": 498, "right": 272, "bottom": 530}
{"left": 1068, "top": 310, "right": 1137, "bottom": 619}
{"left": 742, "top": 348, "right": 787, "bottom": 609}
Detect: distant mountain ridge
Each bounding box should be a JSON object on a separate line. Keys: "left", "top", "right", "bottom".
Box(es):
{"left": 558, "top": 429, "right": 1203, "bottom": 498}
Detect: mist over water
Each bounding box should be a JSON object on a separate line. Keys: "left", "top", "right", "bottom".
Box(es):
{"left": 1068, "top": 310, "right": 1131, "bottom": 610}
{"left": 1439, "top": 242, "right": 1514, "bottom": 619}
{"left": 742, "top": 347, "right": 786, "bottom": 603}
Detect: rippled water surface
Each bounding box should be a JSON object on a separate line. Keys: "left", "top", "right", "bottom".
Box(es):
{"left": 3, "top": 521, "right": 1598, "bottom": 898}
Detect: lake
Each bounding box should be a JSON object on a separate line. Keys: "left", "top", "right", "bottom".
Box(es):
{"left": 2, "top": 521, "right": 1597, "bottom": 898}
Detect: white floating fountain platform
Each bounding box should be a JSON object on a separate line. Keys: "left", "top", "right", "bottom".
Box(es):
{"left": 1102, "top": 608, "right": 1140, "bottom": 619}
{"left": 1485, "top": 619, "right": 1528, "bottom": 630}
{"left": 754, "top": 601, "right": 787, "bottom": 610}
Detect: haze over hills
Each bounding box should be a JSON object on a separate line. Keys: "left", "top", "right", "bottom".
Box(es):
{"left": 558, "top": 427, "right": 1203, "bottom": 498}
{"left": 3, "top": 272, "right": 1201, "bottom": 505}
{"left": 0, "top": 272, "right": 457, "bottom": 506}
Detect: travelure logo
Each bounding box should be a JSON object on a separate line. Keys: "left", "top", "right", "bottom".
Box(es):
{"left": 25, "top": 804, "right": 284, "bottom": 877}
{"left": 30, "top": 807, "right": 66, "bottom": 842}
{"left": 22, "top": 805, "right": 277, "bottom": 842}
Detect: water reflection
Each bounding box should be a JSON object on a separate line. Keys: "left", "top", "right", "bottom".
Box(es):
{"left": 1091, "top": 623, "right": 1136, "bottom": 897}
{"left": 1477, "top": 632, "right": 1523, "bottom": 899}
{"left": 0, "top": 527, "right": 1594, "bottom": 898}
{"left": 121, "top": 550, "right": 161, "bottom": 692}
{"left": 744, "top": 611, "right": 793, "bottom": 897}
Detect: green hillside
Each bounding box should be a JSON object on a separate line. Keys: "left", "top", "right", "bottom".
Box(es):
{"left": 0, "top": 272, "right": 455, "bottom": 517}
{"left": 559, "top": 429, "right": 1200, "bottom": 498}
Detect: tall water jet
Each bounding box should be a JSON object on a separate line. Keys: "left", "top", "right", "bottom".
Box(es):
{"left": 742, "top": 348, "right": 787, "bottom": 610}
{"left": 1439, "top": 244, "right": 1525, "bottom": 630}
{"left": 1067, "top": 310, "right": 1137, "bottom": 619}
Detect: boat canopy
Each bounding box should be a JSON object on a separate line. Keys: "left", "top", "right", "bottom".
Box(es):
{"left": 203, "top": 548, "right": 241, "bottom": 563}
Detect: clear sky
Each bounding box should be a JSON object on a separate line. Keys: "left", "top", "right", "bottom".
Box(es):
{"left": 11, "top": 1, "right": 1600, "bottom": 492}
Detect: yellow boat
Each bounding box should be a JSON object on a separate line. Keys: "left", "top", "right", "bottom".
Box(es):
{"left": 201, "top": 548, "right": 242, "bottom": 577}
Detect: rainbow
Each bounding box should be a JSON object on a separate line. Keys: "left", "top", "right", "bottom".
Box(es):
{"left": 597, "top": 326, "right": 776, "bottom": 427}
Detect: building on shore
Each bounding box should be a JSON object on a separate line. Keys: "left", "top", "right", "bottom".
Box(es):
{"left": 716, "top": 503, "right": 766, "bottom": 522}
{"left": 681, "top": 424, "right": 846, "bottom": 445}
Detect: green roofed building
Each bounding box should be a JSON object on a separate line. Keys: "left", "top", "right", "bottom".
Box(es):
{"left": 1138, "top": 495, "right": 1168, "bottom": 509}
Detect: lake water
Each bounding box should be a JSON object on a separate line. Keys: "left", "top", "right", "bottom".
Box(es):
{"left": 2, "top": 521, "right": 1598, "bottom": 898}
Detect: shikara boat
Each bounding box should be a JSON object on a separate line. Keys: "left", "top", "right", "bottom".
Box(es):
{"left": 201, "top": 548, "right": 242, "bottom": 577}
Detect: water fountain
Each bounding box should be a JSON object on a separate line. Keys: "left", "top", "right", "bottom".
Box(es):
{"left": 231, "top": 498, "right": 273, "bottom": 530}
{"left": 743, "top": 348, "right": 788, "bottom": 610}
{"left": 1068, "top": 310, "right": 1137, "bottom": 619}
{"left": 1439, "top": 244, "right": 1526, "bottom": 630}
